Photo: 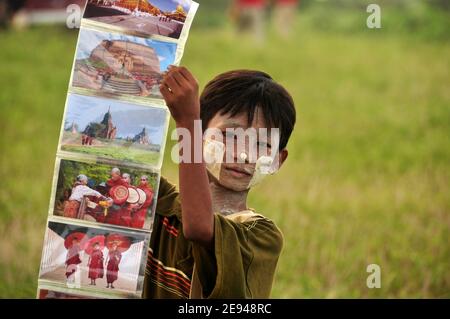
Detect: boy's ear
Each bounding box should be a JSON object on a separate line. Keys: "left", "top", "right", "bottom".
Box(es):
{"left": 277, "top": 149, "right": 288, "bottom": 170}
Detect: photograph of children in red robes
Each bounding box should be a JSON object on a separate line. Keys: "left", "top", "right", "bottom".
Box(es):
{"left": 39, "top": 221, "right": 149, "bottom": 295}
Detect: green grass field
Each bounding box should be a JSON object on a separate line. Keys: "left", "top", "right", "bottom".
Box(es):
{"left": 0, "top": 6, "right": 449, "bottom": 298}
{"left": 61, "top": 144, "right": 160, "bottom": 166}
{"left": 61, "top": 131, "right": 161, "bottom": 166}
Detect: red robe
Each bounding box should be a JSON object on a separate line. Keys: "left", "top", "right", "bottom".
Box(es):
{"left": 84, "top": 195, "right": 107, "bottom": 223}
{"left": 105, "top": 178, "right": 130, "bottom": 226}
{"left": 88, "top": 249, "right": 104, "bottom": 280}
{"left": 65, "top": 245, "right": 82, "bottom": 278}
{"left": 105, "top": 204, "right": 133, "bottom": 227}
{"left": 131, "top": 184, "right": 154, "bottom": 229}
{"left": 105, "top": 205, "right": 133, "bottom": 227}
{"left": 117, "top": 185, "right": 138, "bottom": 227}
{"left": 63, "top": 200, "right": 80, "bottom": 219}
{"left": 106, "top": 250, "right": 122, "bottom": 284}
{"left": 106, "top": 177, "right": 128, "bottom": 188}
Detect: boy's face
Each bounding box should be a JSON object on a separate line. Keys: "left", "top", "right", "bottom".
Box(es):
{"left": 206, "top": 107, "right": 288, "bottom": 192}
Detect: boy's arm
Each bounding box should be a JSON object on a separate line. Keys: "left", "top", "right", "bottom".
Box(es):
{"left": 160, "top": 66, "right": 214, "bottom": 249}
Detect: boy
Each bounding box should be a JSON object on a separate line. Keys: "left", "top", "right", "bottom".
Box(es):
{"left": 143, "top": 66, "right": 296, "bottom": 298}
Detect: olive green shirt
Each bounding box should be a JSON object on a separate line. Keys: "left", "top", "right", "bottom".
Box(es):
{"left": 143, "top": 177, "right": 283, "bottom": 299}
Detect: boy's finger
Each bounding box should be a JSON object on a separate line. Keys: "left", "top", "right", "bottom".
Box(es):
{"left": 166, "top": 68, "right": 185, "bottom": 87}
{"left": 159, "top": 84, "right": 173, "bottom": 102}
{"left": 163, "top": 75, "right": 180, "bottom": 94}
{"left": 178, "top": 66, "right": 196, "bottom": 83}
{"left": 160, "top": 81, "right": 173, "bottom": 94}
{"left": 171, "top": 70, "right": 189, "bottom": 88}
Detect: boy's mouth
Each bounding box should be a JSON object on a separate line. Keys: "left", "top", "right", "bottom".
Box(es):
{"left": 223, "top": 165, "right": 253, "bottom": 178}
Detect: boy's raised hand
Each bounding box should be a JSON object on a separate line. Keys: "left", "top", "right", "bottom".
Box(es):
{"left": 159, "top": 66, "right": 214, "bottom": 247}
{"left": 160, "top": 65, "right": 200, "bottom": 126}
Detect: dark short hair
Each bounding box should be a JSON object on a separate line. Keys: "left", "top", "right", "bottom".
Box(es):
{"left": 200, "top": 70, "right": 296, "bottom": 150}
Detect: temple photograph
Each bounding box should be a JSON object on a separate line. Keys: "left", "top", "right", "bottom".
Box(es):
{"left": 39, "top": 221, "right": 148, "bottom": 296}
{"left": 71, "top": 28, "right": 177, "bottom": 99}
{"left": 60, "top": 94, "right": 168, "bottom": 166}
{"left": 83, "top": 0, "right": 192, "bottom": 39}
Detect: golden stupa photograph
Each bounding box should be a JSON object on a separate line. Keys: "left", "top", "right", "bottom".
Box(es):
{"left": 71, "top": 28, "right": 177, "bottom": 99}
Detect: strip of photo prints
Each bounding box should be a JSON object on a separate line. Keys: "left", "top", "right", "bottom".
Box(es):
{"left": 38, "top": 0, "right": 199, "bottom": 299}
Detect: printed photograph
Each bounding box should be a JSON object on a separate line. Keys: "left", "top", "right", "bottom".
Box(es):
{"left": 39, "top": 221, "right": 148, "bottom": 295}
{"left": 83, "top": 0, "right": 193, "bottom": 39}
{"left": 61, "top": 94, "right": 168, "bottom": 166}
{"left": 71, "top": 28, "right": 177, "bottom": 99}
{"left": 53, "top": 159, "right": 159, "bottom": 230}
{"left": 38, "top": 288, "right": 101, "bottom": 299}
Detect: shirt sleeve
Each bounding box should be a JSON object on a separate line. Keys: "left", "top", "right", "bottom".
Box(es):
{"left": 191, "top": 214, "right": 284, "bottom": 299}
{"left": 155, "top": 176, "right": 182, "bottom": 218}
{"left": 80, "top": 185, "right": 102, "bottom": 198}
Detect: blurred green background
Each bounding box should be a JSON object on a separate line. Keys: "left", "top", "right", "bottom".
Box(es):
{"left": 0, "top": 0, "right": 449, "bottom": 298}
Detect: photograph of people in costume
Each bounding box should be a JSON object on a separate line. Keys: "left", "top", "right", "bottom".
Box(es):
{"left": 39, "top": 221, "right": 148, "bottom": 295}
{"left": 71, "top": 28, "right": 176, "bottom": 99}
{"left": 53, "top": 159, "right": 158, "bottom": 230}
{"left": 83, "top": 0, "right": 193, "bottom": 40}
{"left": 60, "top": 94, "right": 168, "bottom": 166}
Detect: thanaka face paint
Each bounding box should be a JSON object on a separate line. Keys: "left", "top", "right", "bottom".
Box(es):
{"left": 203, "top": 138, "right": 279, "bottom": 190}
{"left": 248, "top": 155, "right": 279, "bottom": 187}
{"left": 203, "top": 138, "right": 224, "bottom": 182}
